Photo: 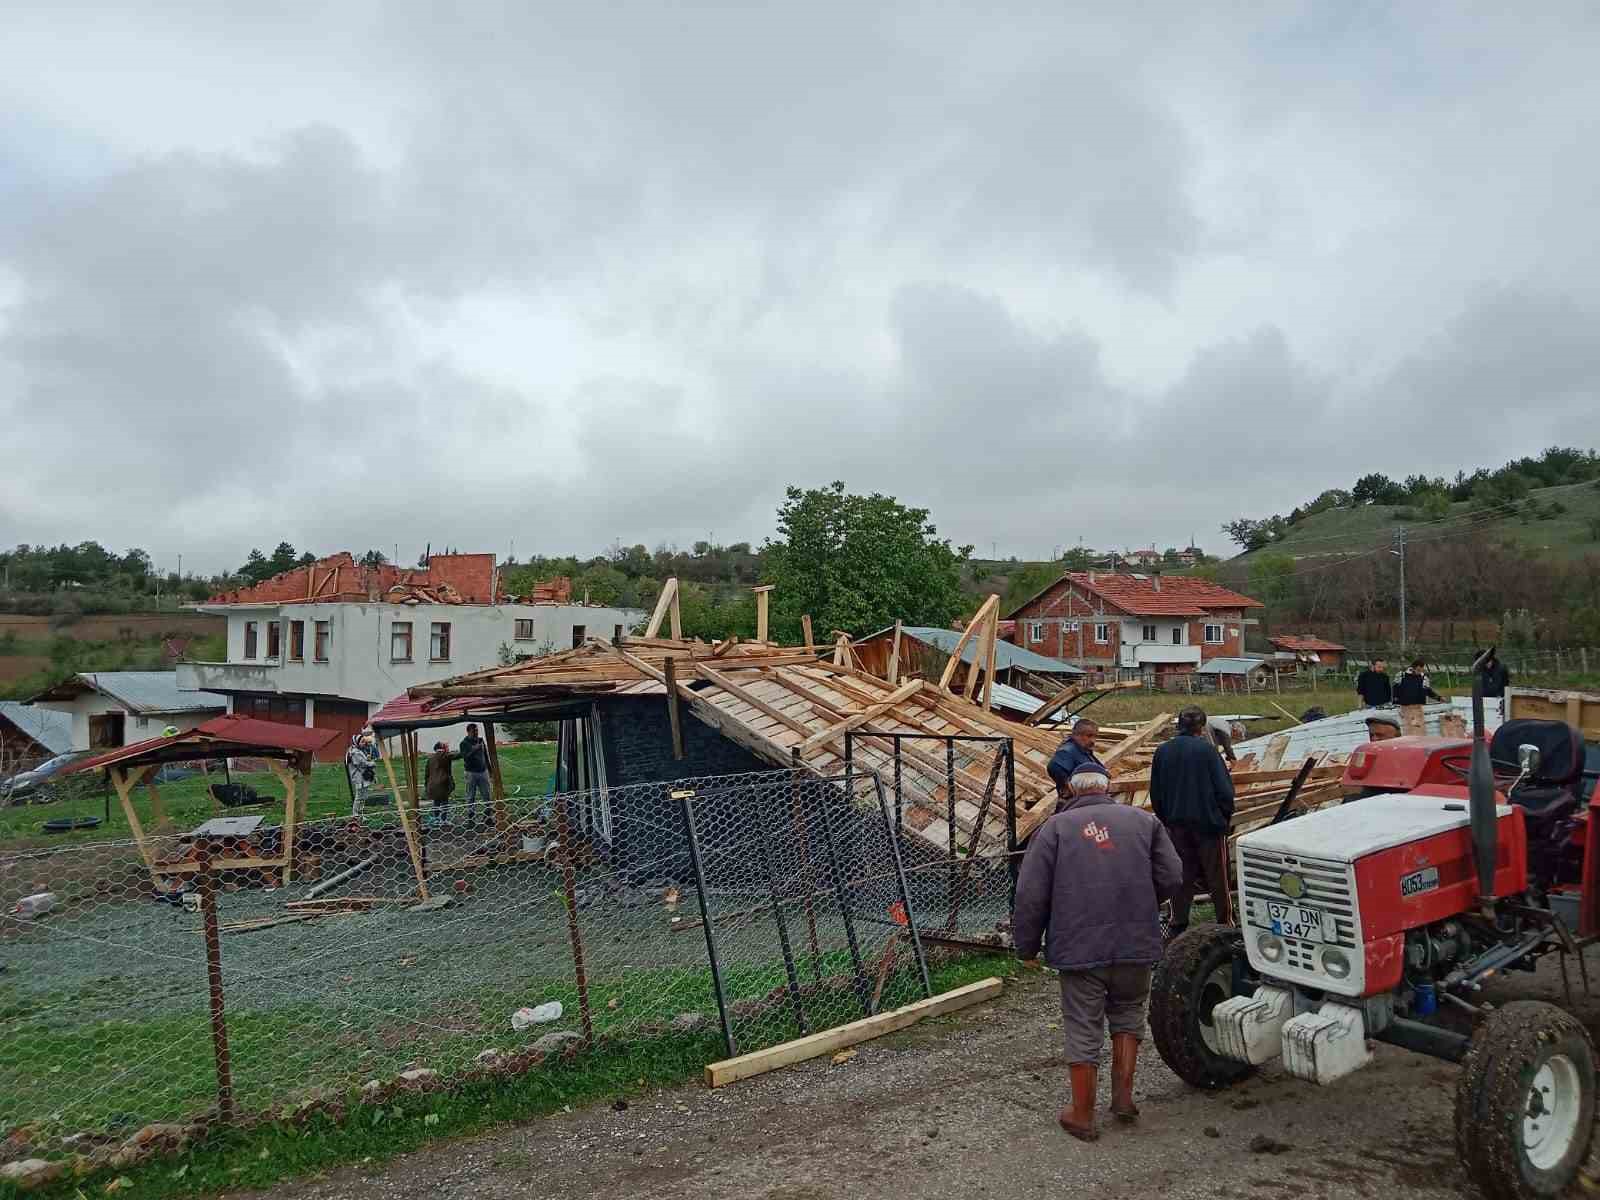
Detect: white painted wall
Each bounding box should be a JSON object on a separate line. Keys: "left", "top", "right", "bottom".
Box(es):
{"left": 183, "top": 601, "right": 644, "bottom": 711}
{"left": 35, "top": 694, "right": 219, "bottom": 751}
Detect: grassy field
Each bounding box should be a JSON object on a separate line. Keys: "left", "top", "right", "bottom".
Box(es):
{"left": 0, "top": 741, "right": 558, "bottom": 850}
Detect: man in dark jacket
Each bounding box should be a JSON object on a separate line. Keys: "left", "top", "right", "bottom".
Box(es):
{"left": 1393, "top": 658, "right": 1443, "bottom": 706}
{"left": 1015, "top": 768, "right": 1183, "bottom": 1142}
{"left": 424, "top": 741, "right": 457, "bottom": 826}
{"left": 1355, "top": 659, "right": 1392, "bottom": 707}
{"left": 1150, "top": 706, "right": 1236, "bottom": 936}
{"left": 459, "top": 724, "right": 493, "bottom": 826}
{"left": 1047, "top": 719, "right": 1102, "bottom": 807}
{"left": 1477, "top": 650, "right": 1510, "bottom": 699}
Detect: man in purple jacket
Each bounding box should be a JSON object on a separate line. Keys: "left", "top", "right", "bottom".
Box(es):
{"left": 1013, "top": 767, "right": 1184, "bottom": 1142}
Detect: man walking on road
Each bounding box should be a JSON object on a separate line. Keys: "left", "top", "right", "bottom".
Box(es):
{"left": 1014, "top": 769, "right": 1183, "bottom": 1143}
{"left": 459, "top": 723, "right": 493, "bottom": 826}
{"left": 1355, "top": 658, "right": 1393, "bottom": 708}
{"left": 1150, "top": 706, "right": 1236, "bottom": 938}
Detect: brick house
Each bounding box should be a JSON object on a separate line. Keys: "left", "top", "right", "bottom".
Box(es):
{"left": 1004, "top": 571, "right": 1263, "bottom": 682}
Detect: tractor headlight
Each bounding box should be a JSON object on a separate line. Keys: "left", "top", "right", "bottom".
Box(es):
{"left": 1322, "top": 948, "right": 1351, "bottom": 979}
{"left": 1257, "top": 933, "right": 1284, "bottom": 963}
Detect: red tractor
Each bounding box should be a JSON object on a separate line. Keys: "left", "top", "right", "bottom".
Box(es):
{"left": 1152, "top": 656, "right": 1600, "bottom": 1200}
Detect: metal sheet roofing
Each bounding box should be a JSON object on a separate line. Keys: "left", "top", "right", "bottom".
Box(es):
{"left": 872, "top": 627, "right": 1083, "bottom": 675}
{"left": 0, "top": 701, "right": 73, "bottom": 755}
{"left": 66, "top": 713, "right": 343, "bottom": 775}
{"left": 30, "top": 671, "right": 227, "bottom": 714}
{"left": 1193, "top": 657, "right": 1269, "bottom": 675}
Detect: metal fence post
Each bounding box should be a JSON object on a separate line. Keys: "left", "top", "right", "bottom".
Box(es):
{"left": 872, "top": 772, "right": 931, "bottom": 998}
{"left": 815, "top": 779, "right": 872, "bottom": 1017}
{"left": 677, "top": 789, "right": 737, "bottom": 1059}
{"left": 944, "top": 738, "right": 957, "bottom": 915}
{"left": 788, "top": 755, "right": 824, "bottom": 980}
{"left": 752, "top": 795, "right": 808, "bottom": 1035}
{"left": 553, "top": 789, "right": 595, "bottom": 1048}
{"left": 195, "top": 841, "right": 233, "bottom": 1123}
{"left": 892, "top": 738, "right": 904, "bottom": 834}
{"left": 1004, "top": 740, "right": 1018, "bottom": 911}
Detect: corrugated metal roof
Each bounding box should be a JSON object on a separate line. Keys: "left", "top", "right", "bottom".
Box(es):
{"left": 68, "top": 713, "right": 343, "bottom": 774}
{"left": 1194, "top": 657, "right": 1268, "bottom": 675}
{"left": 76, "top": 671, "right": 227, "bottom": 714}
{"left": 1232, "top": 700, "right": 1498, "bottom": 761}
{"left": 985, "top": 682, "right": 1045, "bottom": 716}
{"left": 0, "top": 701, "right": 74, "bottom": 755}
{"left": 874, "top": 627, "right": 1083, "bottom": 675}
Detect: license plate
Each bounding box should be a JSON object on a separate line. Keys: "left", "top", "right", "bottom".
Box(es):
{"left": 1266, "top": 900, "right": 1328, "bottom": 942}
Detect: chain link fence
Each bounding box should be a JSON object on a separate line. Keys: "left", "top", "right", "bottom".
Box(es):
{"left": 1, "top": 764, "right": 1005, "bottom": 1152}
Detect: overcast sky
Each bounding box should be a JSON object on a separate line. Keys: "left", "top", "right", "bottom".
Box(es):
{"left": 3, "top": 2, "right": 1598, "bottom": 574}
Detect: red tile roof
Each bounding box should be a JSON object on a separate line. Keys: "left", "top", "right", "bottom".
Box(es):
{"left": 66, "top": 713, "right": 342, "bottom": 774}
{"left": 1063, "top": 572, "right": 1263, "bottom": 617}
{"left": 206, "top": 553, "right": 501, "bottom": 606}
{"left": 1269, "top": 635, "right": 1347, "bottom": 652}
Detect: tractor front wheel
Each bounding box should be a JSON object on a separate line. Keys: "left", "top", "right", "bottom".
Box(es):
{"left": 1455, "top": 1000, "right": 1596, "bottom": 1200}
{"left": 1150, "top": 924, "right": 1254, "bottom": 1090}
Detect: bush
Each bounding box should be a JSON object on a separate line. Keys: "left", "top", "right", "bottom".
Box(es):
{"left": 501, "top": 721, "right": 557, "bottom": 743}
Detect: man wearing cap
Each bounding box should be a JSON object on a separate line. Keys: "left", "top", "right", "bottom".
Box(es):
{"left": 1364, "top": 713, "right": 1402, "bottom": 741}
{"left": 1014, "top": 768, "right": 1183, "bottom": 1142}
{"left": 1150, "top": 706, "right": 1236, "bottom": 938}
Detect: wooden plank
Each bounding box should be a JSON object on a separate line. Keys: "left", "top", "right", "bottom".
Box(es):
{"left": 795, "top": 681, "right": 922, "bottom": 756}
{"left": 753, "top": 585, "right": 773, "bottom": 643}
{"left": 887, "top": 620, "right": 902, "bottom": 686}
{"left": 705, "top": 977, "right": 1004, "bottom": 1088}
{"left": 264, "top": 760, "right": 299, "bottom": 886}
{"left": 1102, "top": 713, "right": 1171, "bottom": 768}
{"left": 801, "top": 614, "right": 814, "bottom": 653}
{"left": 938, "top": 595, "right": 998, "bottom": 692}
{"left": 484, "top": 721, "right": 510, "bottom": 835}
{"left": 111, "top": 767, "right": 159, "bottom": 882}
{"left": 644, "top": 577, "right": 679, "bottom": 639}
{"left": 693, "top": 662, "right": 815, "bottom": 738}
{"left": 664, "top": 658, "right": 686, "bottom": 760}
{"left": 378, "top": 735, "right": 430, "bottom": 900}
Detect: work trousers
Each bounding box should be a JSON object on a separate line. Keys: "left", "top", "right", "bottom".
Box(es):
{"left": 1167, "top": 825, "right": 1232, "bottom": 928}
{"left": 1058, "top": 965, "right": 1152, "bottom": 1064}
{"left": 348, "top": 770, "right": 371, "bottom": 817}
{"left": 463, "top": 770, "right": 493, "bottom": 822}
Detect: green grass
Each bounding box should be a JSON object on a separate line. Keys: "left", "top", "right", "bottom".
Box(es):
{"left": 0, "top": 742, "right": 557, "bottom": 850}
{"left": 6, "top": 954, "right": 1015, "bottom": 1200}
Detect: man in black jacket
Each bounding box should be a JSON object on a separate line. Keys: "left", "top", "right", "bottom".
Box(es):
{"left": 459, "top": 724, "right": 493, "bottom": 826}
{"left": 1393, "top": 659, "right": 1443, "bottom": 706}
{"left": 1150, "top": 706, "right": 1236, "bottom": 936}
{"left": 1355, "top": 659, "right": 1392, "bottom": 707}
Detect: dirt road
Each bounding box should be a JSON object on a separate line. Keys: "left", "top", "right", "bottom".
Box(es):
{"left": 253, "top": 962, "right": 1600, "bottom": 1200}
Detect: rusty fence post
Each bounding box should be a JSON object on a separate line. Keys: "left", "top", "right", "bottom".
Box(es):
{"left": 196, "top": 840, "right": 234, "bottom": 1123}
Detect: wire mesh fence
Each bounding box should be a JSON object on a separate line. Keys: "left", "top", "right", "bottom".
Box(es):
{"left": 0, "top": 764, "right": 1007, "bottom": 1153}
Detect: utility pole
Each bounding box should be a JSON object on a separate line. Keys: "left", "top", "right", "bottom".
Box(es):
{"left": 1394, "top": 527, "right": 1408, "bottom": 651}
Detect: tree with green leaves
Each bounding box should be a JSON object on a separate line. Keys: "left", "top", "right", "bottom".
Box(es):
{"left": 761, "top": 482, "right": 972, "bottom": 641}
{"left": 1248, "top": 552, "right": 1297, "bottom": 611}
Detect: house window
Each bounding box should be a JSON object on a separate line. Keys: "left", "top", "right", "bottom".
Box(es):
{"left": 391, "top": 622, "right": 413, "bottom": 662}
{"left": 289, "top": 620, "right": 305, "bottom": 661}
{"left": 1204, "top": 624, "right": 1224, "bottom": 645}
{"left": 1142, "top": 624, "right": 1157, "bottom": 643}
{"left": 1094, "top": 623, "right": 1110, "bottom": 644}
{"left": 613, "top": 624, "right": 623, "bottom": 641}
{"left": 430, "top": 622, "right": 451, "bottom": 662}
{"left": 266, "top": 621, "right": 281, "bottom": 660}
{"left": 314, "top": 620, "right": 331, "bottom": 662}
{"left": 514, "top": 618, "right": 535, "bottom": 641}
{"left": 571, "top": 624, "right": 586, "bottom": 649}
{"left": 243, "top": 621, "right": 258, "bottom": 659}
{"left": 1027, "top": 621, "right": 1044, "bottom": 643}
{"left": 1171, "top": 627, "right": 1182, "bottom": 646}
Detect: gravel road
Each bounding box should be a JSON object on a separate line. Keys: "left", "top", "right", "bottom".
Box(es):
{"left": 249, "top": 959, "right": 1600, "bottom": 1200}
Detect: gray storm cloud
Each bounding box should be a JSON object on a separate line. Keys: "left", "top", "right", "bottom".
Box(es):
{"left": 1, "top": 1, "right": 1598, "bottom": 570}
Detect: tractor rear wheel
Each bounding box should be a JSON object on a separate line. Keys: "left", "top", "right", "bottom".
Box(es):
{"left": 1455, "top": 1000, "right": 1596, "bottom": 1200}
{"left": 1150, "top": 924, "right": 1253, "bottom": 1090}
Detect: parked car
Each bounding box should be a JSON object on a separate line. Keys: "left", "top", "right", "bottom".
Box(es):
{"left": 1, "top": 751, "right": 94, "bottom": 805}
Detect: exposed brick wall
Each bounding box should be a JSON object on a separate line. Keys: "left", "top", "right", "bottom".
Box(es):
{"left": 1009, "top": 581, "right": 1122, "bottom": 665}
{"left": 1187, "top": 610, "right": 1246, "bottom": 660}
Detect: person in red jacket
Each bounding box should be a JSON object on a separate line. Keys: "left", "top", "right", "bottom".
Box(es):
{"left": 1013, "top": 767, "right": 1184, "bottom": 1142}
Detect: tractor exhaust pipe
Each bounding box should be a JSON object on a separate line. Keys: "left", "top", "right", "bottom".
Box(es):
{"left": 1468, "top": 646, "right": 1497, "bottom": 910}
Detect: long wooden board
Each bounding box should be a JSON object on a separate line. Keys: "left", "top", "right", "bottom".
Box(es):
{"left": 704, "top": 977, "right": 1004, "bottom": 1088}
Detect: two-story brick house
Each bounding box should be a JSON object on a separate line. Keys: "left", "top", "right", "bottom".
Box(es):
{"left": 178, "top": 552, "right": 643, "bottom": 757}
{"left": 1004, "top": 571, "right": 1263, "bottom": 682}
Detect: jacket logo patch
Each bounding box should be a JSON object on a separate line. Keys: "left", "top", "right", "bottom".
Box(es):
{"left": 1081, "top": 820, "right": 1114, "bottom": 849}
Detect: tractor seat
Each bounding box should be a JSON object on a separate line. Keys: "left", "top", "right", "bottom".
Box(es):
{"left": 1490, "top": 718, "right": 1586, "bottom": 826}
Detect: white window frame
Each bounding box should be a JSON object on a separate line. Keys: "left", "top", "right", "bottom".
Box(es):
{"left": 430, "top": 621, "right": 451, "bottom": 662}
{"left": 1171, "top": 627, "right": 1182, "bottom": 645}
{"left": 1094, "top": 622, "right": 1110, "bottom": 644}
{"left": 243, "top": 620, "right": 258, "bottom": 659}
{"left": 1204, "top": 623, "right": 1224, "bottom": 645}
{"left": 390, "top": 621, "right": 413, "bottom": 663}
{"left": 1027, "top": 621, "right": 1044, "bottom": 643}
{"left": 1142, "top": 624, "right": 1157, "bottom": 643}
{"left": 514, "top": 618, "right": 535, "bottom": 641}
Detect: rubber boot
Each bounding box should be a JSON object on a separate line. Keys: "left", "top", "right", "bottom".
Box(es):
{"left": 1058, "top": 1063, "right": 1099, "bottom": 1142}
{"left": 1110, "top": 1034, "right": 1140, "bottom": 1123}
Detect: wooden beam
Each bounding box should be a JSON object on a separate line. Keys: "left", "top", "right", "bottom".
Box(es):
{"left": 378, "top": 734, "right": 430, "bottom": 900}
{"left": 795, "top": 681, "right": 923, "bottom": 757}
{"left": 664, "top": 658, "right": 686, "bottom": 760}
{"left": 1102, "top": 713, "right": 1171, "bottom": 768}
{"left": 644, "top": 577, "right": 679, "bottom": 639}
{"left": 980, "top": 602, "right": 999, "bottom": 711}
{"left": 752, "top": 585, "right": 774, "bottom": 643}
{"left": 692, "top": 661, "right": 814, "bottom": 738}
{"left": 832, "top": 632, "right": 852, "bottom": 668}
{"left": 887, "top": 620, "right": 902, "bottom": 685}
{"left": 801, "top": 614, "right": 814, "bottom": 653}
{"left": 705, "top": 977, "right": 1003, "bottom": 1088}
{"left": 484, "top": 721, "right": 510, "bottom": 834}
{"left": 264, "top": 760, "right": 299, "bottom": 886}
{"left": 938, "top": 594, "right": 999, "bottom": 692}
{"left": 111, "top": 767, "right": 159, "bottom": 882}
